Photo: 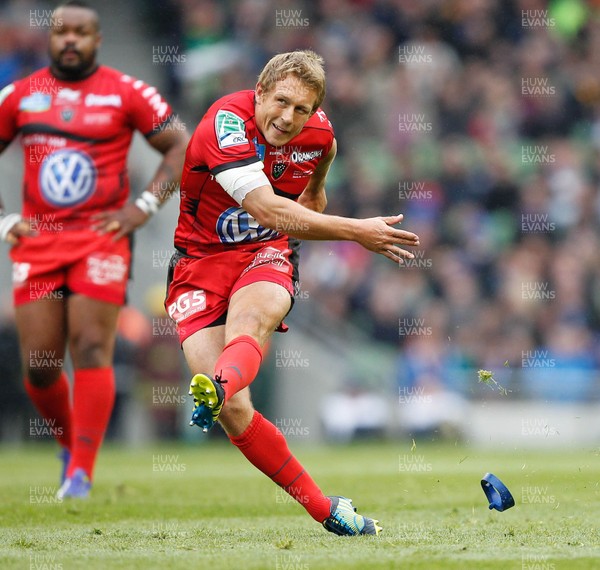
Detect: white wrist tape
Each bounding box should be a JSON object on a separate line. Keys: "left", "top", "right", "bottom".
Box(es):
{"left": 135, "top": 191, "right": 161, "bottom": 216}
{"left": 215, "top": 161, "right": 270, "bottom": 205}
{"left": 0, "top": 212, "right": 23, "bottom": 242}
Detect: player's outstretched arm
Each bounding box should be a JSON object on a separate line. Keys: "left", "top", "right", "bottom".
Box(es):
{"left": 242, "top": 185, "right": 420, "bottom": 264}
{"left": 93, "top": 118, "right": 190, "bottom": 239}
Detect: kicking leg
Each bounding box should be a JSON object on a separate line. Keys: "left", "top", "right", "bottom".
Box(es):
{"left": 182, "top": 289, "right": 332, "bottom": 524}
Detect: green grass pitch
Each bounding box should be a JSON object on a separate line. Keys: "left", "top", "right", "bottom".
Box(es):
{"left": 0, "top": 440, "right": 598, "bottom": 569}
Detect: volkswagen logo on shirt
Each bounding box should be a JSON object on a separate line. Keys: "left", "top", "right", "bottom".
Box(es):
{"left": 216, "top": 206, "right": 278, "bottom": 244}
{"left": 39, "top": 149, "right": 97, "bottom": 207}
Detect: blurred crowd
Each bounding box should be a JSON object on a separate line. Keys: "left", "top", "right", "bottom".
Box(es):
{"left": 142, "top": 0, "right": 600, "bottom": 404}
{"left": 1, "top": 0, "right": 600, "bottom": 443}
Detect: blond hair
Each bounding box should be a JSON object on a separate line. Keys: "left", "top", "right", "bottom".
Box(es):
{"left": 257, "top": 50, "right": 326, "bottom": 112}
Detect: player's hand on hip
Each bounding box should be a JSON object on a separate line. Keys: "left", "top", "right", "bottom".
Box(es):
{"left": 356, "top": 214, "right": 420, "bottom": 264}
{"left": 0, "top": 216, "right": 37, "bottom": 245}
{"left": 91, "top": 203, "right": 150, "bottom": 241}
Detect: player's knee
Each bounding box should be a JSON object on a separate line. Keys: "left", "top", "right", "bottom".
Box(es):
{"left": 26, "top": 366, "right": 63, "bottom": 388}
{"left": 232, "top": 310, "right": 263, "bottom": 335}
{"left": 228, "top": 310, "right": 274, "bottom": 345}
{"left": 222, "top": 396, "right": 253, "bottom": 417}
{"left": 70, "top": 334, "right": 112, "bottom": 369}
{"left": 219, "top": 394, "right": 254, "bottom": 436}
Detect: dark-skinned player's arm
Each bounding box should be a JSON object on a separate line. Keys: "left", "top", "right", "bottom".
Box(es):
{"left": 92, "top": 117, "right": 190, "bottom": 239}
{"left": 241, "top": 159, "right": 420, "bottom": 265}
{"left": 296, "top": 139, "right": 337, "bottom": 213}
{"left": 0, "top": 140, "right": 36, "bottom": 245}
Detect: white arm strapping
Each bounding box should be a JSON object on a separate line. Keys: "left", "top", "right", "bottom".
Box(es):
{"left": 0, "top": 212, "right": 22, "bottom": 242}
{"left": 135, "top": 191, "right": 161, "bottom": 216}
{"left": 215, "top": 161, "right": 270, "bottom": 205}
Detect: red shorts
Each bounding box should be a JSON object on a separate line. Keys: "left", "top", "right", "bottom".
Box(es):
{"left": 165, "top": 238, "right": 299, "bottom": 343}
{"left": 10, "top": 229, "right": 132, "bottom": 306}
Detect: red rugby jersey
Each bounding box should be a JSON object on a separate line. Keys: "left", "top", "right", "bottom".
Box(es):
{"left": 0, "top": 65, "right": 173, "bottom": 228}
{"left": 175, "top": 90, "right": 334, "bottom": 256}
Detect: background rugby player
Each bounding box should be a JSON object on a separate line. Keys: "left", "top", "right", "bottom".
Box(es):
{"left": 0, "top": 0, "right": 189, "bottom": 498}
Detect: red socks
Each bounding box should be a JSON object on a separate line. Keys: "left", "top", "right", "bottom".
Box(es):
{"left": 217, "top": 338, "right": 330, "bottom": 521}
{"left": 214, "top": 335, "right": 262, "bottom": 402}
{"left": 26, "top": 368, "right": 115, "bottom": 481}
{"left": 229, "top": 411, "right": 332, "bottom": 522}
{"left": 25, "top": 372, "right": 72, "bottom": 451}
{"left": 68, "top": 367, "right": 116, "bottom": 480}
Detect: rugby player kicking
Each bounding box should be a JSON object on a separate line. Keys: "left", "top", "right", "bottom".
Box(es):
{"left": 167, "top": 50, "right": 419, "bottom": 535}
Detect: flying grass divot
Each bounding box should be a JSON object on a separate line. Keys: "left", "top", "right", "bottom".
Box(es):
{"left": 477, "top": 369, "right": 510, "bottom": 396}
{"left": 477, "top": 371, "right": 515, "bottom": 513}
